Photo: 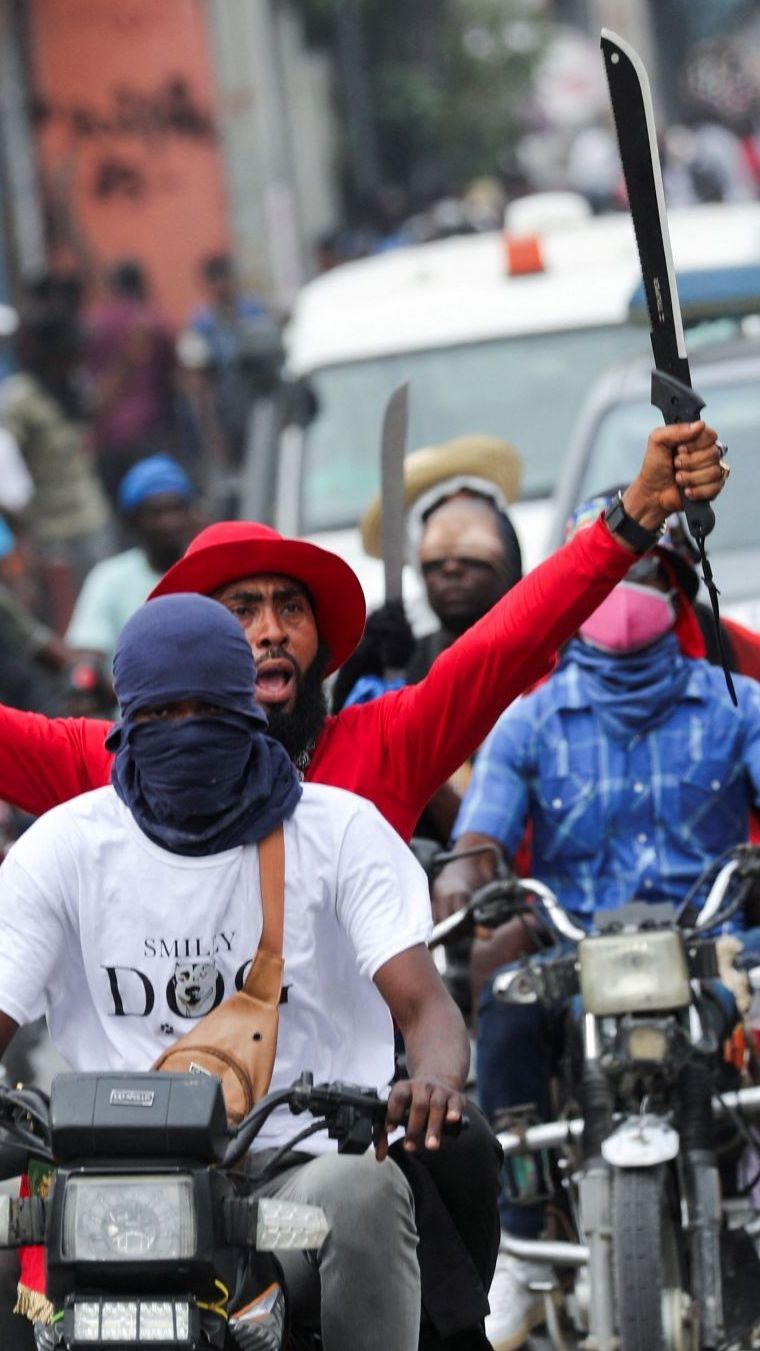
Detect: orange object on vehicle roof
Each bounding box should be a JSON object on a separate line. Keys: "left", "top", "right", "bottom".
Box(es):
{"left": 503, "top": 234, "right": 544, "bottom": 276}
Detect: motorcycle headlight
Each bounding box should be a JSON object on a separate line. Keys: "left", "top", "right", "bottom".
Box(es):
{"left": 71, "top": 1297, "right": 193, "bottom": 1343}
{"left": 579, "top": 930, "right": 690, "bottom": 1016}
{"left": 62, "top": 1174, "right": 196, "bottom": 1262}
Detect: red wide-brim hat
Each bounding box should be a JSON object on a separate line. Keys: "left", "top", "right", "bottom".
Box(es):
{"left": 148, "top": 522, "right": 366, "bottom": 675}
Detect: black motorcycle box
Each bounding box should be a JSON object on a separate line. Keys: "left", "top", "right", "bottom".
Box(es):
{"left": 49, "top": 1072, "right": 228, "bottom": 1161}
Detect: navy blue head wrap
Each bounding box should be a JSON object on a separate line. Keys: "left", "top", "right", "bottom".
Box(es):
{"left": 106, "top": 593, "right": 302, "bottom": 855}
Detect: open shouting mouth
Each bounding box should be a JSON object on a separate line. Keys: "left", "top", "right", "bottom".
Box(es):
{"left": 255, "top": 658, "right": 298, "bottom": 709}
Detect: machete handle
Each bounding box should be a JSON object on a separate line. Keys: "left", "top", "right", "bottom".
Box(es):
{"left": 651, "top": 369, "right": 715, "bottom": 540}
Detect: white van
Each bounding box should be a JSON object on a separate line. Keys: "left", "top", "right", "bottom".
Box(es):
{"left": 269, "top": 197, "right": 760, "bottom": 618}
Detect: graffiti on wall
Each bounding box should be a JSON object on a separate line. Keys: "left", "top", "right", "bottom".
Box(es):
{"left": 33, "top": 77, "right": 216, "bottom": 202}
{"left": 29, "top": 0, "right": 231, "bottom": 323}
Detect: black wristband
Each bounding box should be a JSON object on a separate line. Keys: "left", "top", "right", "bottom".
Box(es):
{"left": 603, "top": 491, "right": 664, "bottom": 554}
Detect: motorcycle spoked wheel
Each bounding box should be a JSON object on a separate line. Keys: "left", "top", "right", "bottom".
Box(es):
{"left": 612, "top": 1166, "right": 695, "bottom": 1351}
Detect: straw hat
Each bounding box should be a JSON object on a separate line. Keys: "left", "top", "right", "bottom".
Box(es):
{"left": 361, "top": 434, "right": 522, "bottom": 559}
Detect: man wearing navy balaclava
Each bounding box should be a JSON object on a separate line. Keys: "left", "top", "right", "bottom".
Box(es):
{"left": 106, "top": 592, "right": 301, "bottom": 855}
{"left": 0, "top": 593, "right": 480, "bottom": 1351}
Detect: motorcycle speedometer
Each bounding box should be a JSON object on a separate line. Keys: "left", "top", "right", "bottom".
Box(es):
{"left": 62, "top": 1174, "right": 196, "bottom": 1262}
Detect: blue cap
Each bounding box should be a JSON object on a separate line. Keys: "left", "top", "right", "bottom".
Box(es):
{"left": 117, "top": 455, "right": 195, "bottom": 515}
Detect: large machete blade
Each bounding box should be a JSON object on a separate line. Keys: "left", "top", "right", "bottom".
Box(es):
{"left": 601, "top": 28, "right": 689, "bottom": 386}
{"left": 601, "top": 27, "right": 714, "bottom": 539}
{"left": 380, "top": 381, "right": 409, "bottom": 604}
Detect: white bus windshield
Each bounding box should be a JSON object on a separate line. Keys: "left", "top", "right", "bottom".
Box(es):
{"left": 297, "top": 324, "right": 647, "bottom": 534}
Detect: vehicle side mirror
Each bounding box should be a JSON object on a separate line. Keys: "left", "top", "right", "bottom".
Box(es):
{"left": 283, "top": 376, "right": 319, "bottom": 428}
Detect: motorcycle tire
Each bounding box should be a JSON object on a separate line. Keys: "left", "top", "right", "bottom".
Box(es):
{"left": 612, "top": 1166, "right": 690, "bottom": 1351}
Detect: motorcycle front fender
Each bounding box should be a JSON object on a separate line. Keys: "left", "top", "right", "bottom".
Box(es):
{"left": 601, "top": 1115, "right": 680, "bottom": 1168}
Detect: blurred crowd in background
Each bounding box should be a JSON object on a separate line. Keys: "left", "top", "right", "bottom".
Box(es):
{"left": 0, "top": 246, "right": 285, "bottom": 807}
{"left": 311, "top": 10, "right": 760, "bottom": 262}
{"left": 318, "top": 113, "right": 760, "bottom": 264}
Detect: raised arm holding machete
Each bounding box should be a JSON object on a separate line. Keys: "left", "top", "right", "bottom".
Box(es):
{"left": 601, "top": 28, "right": 737, "bottom": 703}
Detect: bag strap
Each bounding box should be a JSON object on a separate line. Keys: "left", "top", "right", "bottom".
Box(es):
{"left": 242, "top": 825, "right": 285, "bottom": 1006}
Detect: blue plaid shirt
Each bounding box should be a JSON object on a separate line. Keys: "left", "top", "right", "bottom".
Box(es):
{"left": 454, "top": 657, "right": 760, "bottom": 920}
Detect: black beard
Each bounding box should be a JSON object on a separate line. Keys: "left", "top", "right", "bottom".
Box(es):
{"left": 264, "top": 643, "right": 329, "bottom": 763}
{"left": 144, "top": 540, "right": 187, "bottom": 575}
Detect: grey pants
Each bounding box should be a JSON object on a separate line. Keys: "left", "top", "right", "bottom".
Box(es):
{"left": 248, "top": 1150, "right": 420, "bottom": 1351}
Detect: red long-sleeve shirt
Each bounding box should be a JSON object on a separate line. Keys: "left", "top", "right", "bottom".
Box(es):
{"left": 0, "top": 519, "right": 633, "bottom": 840}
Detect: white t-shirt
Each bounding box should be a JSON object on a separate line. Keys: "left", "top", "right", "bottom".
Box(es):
{"left": 0, "top": 784, "right": 432, "bottom": 1151}
{"left": 65, "top": 548, "right": 164, "bottom": 665}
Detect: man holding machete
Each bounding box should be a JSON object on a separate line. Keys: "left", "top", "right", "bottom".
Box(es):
{"left": 0, "top": 422, "right": 723, "bottom": 840}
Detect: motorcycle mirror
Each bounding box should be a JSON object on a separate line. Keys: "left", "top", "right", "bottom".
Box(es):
{"left": 0, "top": 1127, "right": 37, "bottom": 1180}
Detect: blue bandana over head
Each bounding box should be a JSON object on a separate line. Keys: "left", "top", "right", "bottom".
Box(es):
{"left": 107, "top": 594, "right": 301, "bottom": 854}
{"left": 566, "top": 631, "right": 690, "bottom": 741}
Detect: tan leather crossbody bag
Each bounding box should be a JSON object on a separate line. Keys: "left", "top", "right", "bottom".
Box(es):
{"left": 152, "top": 825, "right": 284, "bottom": 1125}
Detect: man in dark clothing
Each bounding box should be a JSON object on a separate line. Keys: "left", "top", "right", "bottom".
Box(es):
{"left": 407, "top": 490, "right": 523, "bottom": 680}
{"left": 332, "top": 436, "right": 523, "bottom": 843}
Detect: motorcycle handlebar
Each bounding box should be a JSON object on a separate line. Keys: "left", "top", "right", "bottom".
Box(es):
{"left": 0, "top": 1085, "right": 54, "bottom": 1175}
{"left": 225, "top": 1072, "right": 466, "bottom": 1169}
{"left": 428, "top": 875, "right": 585, "bottom": 950}
{"left": 430, "top": 844, "right": 760, "bottom": 951}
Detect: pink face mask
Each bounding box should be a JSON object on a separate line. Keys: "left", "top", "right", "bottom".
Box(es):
{"left": 579, "top": 580, "right": 676, "bottom": 654}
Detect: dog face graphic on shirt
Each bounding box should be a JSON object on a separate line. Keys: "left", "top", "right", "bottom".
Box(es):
{"left": 167, "top": 960, "right": 224, "bottom": 1018}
